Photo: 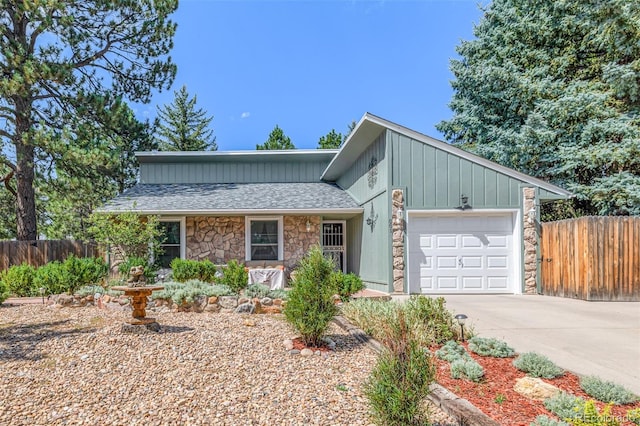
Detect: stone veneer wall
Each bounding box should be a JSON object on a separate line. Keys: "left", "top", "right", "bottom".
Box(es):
{"left": 283, "top": 216, "right": 321, "bottom": 269}
{"left": 186, "top": 216, "right": 245, "bottom": 264}
{"left": 391, "top": 189, "right": 405, "bottom": 293}
{"left": 522, "top": 188, "right": 538, "bottom": 294}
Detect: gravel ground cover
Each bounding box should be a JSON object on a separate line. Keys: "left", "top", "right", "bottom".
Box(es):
{"left": 0, "top": 304, "right": 456, "bottom": 426}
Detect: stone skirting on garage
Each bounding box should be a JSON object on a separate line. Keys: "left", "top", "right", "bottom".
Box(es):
{"left": 522, "top": 188, "right": 538, "bottom": 294}
{"left": 391, "top": 189, "right": 405, "bottom": 293}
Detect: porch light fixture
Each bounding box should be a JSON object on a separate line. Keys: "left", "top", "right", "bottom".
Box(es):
{"left": 306, "top": 220, "right": 311, "bottom": 232}
{"left": 457, "top": 194, "right": 472, "bottom": 211}
{"left": 528, "top": 206, "right": 536, "bottom": 224}
{"left": 455, "top": 313, "right": 468, "bottom": 342}
{"left": 395, "top": 207, "right": 404, "bottom": 225}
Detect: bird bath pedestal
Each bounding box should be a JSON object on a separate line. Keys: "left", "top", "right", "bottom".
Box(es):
{"left": 112, "top": 286, "right": 164, "bottom": 332}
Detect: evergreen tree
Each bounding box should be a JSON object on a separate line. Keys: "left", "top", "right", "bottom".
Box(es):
{"left": 0, "top": 0, "right": 177, "bottom": 240}
{"left": 317, "top": 129, "right": 343, "bottom": 149}
{"left": 155, "top": 85, "right": 217, "bottom": 151}
{"left": 437, "top": 0, "right": 640, "bottom": 216}
{"left": 256, "top": 125, "right": 295, "bottom": 150}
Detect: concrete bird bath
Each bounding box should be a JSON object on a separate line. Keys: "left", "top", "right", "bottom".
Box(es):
{"left": 112, "top": 265, "right": 164, "bottom": 332}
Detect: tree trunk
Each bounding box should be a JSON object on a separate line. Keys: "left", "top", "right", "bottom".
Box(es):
{"left": 15, "top": 142, "right": 37, "bottom": 240}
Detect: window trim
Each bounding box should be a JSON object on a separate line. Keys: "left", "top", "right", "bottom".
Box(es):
{"left": 158, "top": 217, "right": 186, "bottom": 266}
{"left": 245, "top": 216, "right": 284, "bottom": 261}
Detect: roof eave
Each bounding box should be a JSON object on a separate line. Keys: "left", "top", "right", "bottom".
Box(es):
{"left": 96, "top": 208, "right": 364, "bottom": 216}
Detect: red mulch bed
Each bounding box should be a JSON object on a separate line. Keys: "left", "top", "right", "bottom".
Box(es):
{"left": 291, "top": 337, "right": 333, "bottom": 353}
{"left": 434, "top": 343, "right": 640, "bottom": 425}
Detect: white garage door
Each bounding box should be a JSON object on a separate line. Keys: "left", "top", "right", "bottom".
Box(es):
{"left": 408, "top": 214, "right": 516, "bottom": 294}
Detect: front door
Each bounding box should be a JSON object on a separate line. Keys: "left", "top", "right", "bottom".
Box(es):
{"left": 322, "top": 221, "right": 346, "bottom": 272}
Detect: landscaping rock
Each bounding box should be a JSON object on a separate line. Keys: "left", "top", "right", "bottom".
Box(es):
{"left": 272, "top": 298, "right": 283, "bottom": 306}
{"left": 218, "top": 296, "right": 238, "bottom": 309}
{"left": 260, "top": 297, "right": 273, "bottom": 306}
{"left": 300, "top": 349, "right": 314, "bottom": 357}
{"left": 237, "top": 297, "right": 249, "bottom": 306}
{"left": 208, "top": 296, "right": 218, "bottom": 305}
{"left": 514, "top": 376, "right": 561, "bottom": 400}
{"left": 204, "top": 303, "right": 221, "bottom": 313}
{"left": 283, "top": 339, "right": 294, "bottom": 351}
{"left": 234, "top": 302, "right": 255, "bottom": 314}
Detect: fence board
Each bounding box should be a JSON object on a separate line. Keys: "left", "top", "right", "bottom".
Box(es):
{"left": 0, "top": 240, "right": 101, "bottom": 271}
{"left": 540, "top": 216, "right": 640, "bottom": 301}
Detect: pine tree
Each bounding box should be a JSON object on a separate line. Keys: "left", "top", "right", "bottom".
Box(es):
{"left": 437, "top": 0, "right": 640, "bottom": 216}
{"left": 317, "top": 129, "right": 344, "bottom": 149}
{"left": 256, "top": 125, "right": 295, "bottom": 150}
{"left": 155, "top": 85, "right": 217, "bottom": 151}
{"left": 0, "top": 1, "right": 177, "bottom": 240}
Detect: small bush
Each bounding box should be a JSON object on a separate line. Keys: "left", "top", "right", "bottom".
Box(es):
{"left": 363, "top": 310, "right": 436, "bottom": 426}
{"left": 627, "top": 408, "right": 640, "bottom": 425}
{"left": 468, "top": 336, "right": 515, "bottom": 358}
{"left": 405, "top": 296, "right": 459, "bottom": 344}
{"left": 530, "top": 415, "right": 569, "bottom": 426}
{"left": 544, "top": 392, "right": 585, "bottom": 421}
{"left": 0, "top": 263, "right": 36, "bottom": 296}
{"left": 244, "top": 283, "right": 271, "bottom": 299}
{"left": 284, "top": 245, "right": 338, "bottom": 347}
{"left": 217, "top": 259, "right": 248, "bottom": 294}
{"left": 579, "top": 376, "right": 638, "bottom": 405}
{"left": 0, "top": 277, "right": 8, "bottom": 304}
{"left": 330, "top": 271, "right": 365, "bottom": 301}
{"left": 340, "top": 298, "right": 400, "bottom": 339}
{"left": 513, "top": 352, "right": 564, "bottom": 378}
{"left": 151, "top": 280, "right": 233, "bottom": 305}
{"left": 170, "top": 258, "right": 217, "bottom": 283}
{"left": 118, "top": 256, "right": 156, "bottom": 283}
{"left": 435, "top": 340, "right": 470, "bottom": 363}
{"left": 33, "top": 261, "right": 69, "bottom": 295}
{"left": 450, "top": 358, "right": 484, "bottom": 382}
{"left": 572, "top": 400, "right": 620, "bottom": 426}
{"left": 75, "top": 285, "right": 107, "bottom": 298}
{"left": 61, "top": 256, "right": 108, "bottom": 294}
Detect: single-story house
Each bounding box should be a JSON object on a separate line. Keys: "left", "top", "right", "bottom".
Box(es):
{"left": 101, "top": 113, "right": 570, "bottom": 295}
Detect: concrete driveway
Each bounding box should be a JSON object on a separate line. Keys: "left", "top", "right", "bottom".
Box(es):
{"left": 441, "top": 295, "right": 640, "bottom": 395}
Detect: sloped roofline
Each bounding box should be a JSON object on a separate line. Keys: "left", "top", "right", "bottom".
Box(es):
{"left": 136, "top": 149, "right": 339, "bottom": 163}
{"left": 321, "top": 113, "right": 572, "bottom": 197}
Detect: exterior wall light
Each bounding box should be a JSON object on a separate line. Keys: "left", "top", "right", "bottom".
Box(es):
{"left": 528, "top": 206, "right": 537, "bottom": 223}
{"left": 395, "top": 207, "right": 404, "bottom": 225}
{"left": 455, "top": 313, "right": 468, "bottom": 342}
{"left": 306, "top": 220, "right": 311, "bottom": 232}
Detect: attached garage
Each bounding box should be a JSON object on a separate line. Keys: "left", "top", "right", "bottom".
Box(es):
{"left": 407, "top": 212, "right": 520, "bottom": 294}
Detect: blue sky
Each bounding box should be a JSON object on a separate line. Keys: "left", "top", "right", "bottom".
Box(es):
{"left": 139, "top": 0, "right": 485, "bottom": 151}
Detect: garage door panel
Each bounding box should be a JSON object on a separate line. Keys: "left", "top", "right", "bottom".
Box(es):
{"left": 408, "top": 214, "right": 515, "bottom": 294}
{"left": 462, "top": 276, "right": 483, "bottom": 289}
{"left": 437, "top": 256, "right": 458, "bottom": 269}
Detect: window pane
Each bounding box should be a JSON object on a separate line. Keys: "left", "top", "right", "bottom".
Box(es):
{"left": 158, "top": 246, "right": 180, "bottom": 268}
{"left": 161, "top": 222, "right": 180, "bottom": 245}
{"left": 251, "top": 244, "right": 278, "bottom": 261}
{"left": 251, "top": 220, "right": 278, "bottom": 244}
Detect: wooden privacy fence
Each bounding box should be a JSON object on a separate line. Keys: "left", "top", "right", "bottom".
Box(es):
{"left": 0, "top": 240, "right": 101, "bottom": 271}
{"left": 540, "top": 216, "right": 640, "bottom": 301}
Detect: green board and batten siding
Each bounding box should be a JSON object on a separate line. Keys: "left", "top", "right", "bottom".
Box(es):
{"left": 389, "top": 131, "right": 525, "bottom": 209}
{"left": 337, "top": 132, "right": 390, "bottom": 292}
{"left": 140, "top": 160, "right": 331, "bottom": 184}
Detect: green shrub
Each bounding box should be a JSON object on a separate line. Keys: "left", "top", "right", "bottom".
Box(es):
{"left": 544, "top": 392, "right": 585, "bottom": 421}
{"left": 0, "top": 276, "right": 8, "bottom": 304}
{"left": 33, "top": 261, "right": 68, "bottom": 295}
{"left": 330, "top": 271, "right": 365, "bottom": 301}
{"left": 579, "top": 376, "right": 638, "bottom": 405}
{"left": 627, "top": 408, "right": 640, "bottom": 425}
{"left": 435, "top": 340, "right": 470, "bottom": 363}
{"left": 170, "top": 258, "right": 217, "bottom": 283}
{"left": 340, "top": 298, "right": 400, "bottom": 339}
{"left": 118, "top": 256, "right": 156, "bottom": 284}
{"left": 363, "top": 310, "right": 436, "bottom": 426}
{"left": 0, "top": 263, "right": 37, "bottom": 296}
{"left": 284, "top": 245, "right": 338, "bottom": 347}
{"left": 61, "top": 255, "right": 108, "bottom": 295}
{"left": 405, "top": 296, "right": 459, "bottom": 344}
{"left": 468, "top": 336, "right": 515, "bottom": 358}
{"left": 513, "top": 352, "right": 564, "bottom": 378}
{"left": 151, "top": 280, "right": 233, "bottom": 305}
{"left": 244, "top": 283, "right": 271, "bottom": 299}
{"left": 530, "top": 415, "right": 569, "bottom": 426}
{"left": 216, "top": 259, "right": 248, "bottom": 294}
{"left": 75, "top": 285, "right": 107, "bottom": 298}
{"left": 450, "top": 358, "right": 484, "bottom": 382}
{"left": 572, "top": 400, "right": 620, "bottom": 426}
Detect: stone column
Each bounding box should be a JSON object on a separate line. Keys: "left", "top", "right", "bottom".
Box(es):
{"left": 392, "top": 189, "right": 405, "bottom": 293}
{"left": 522, "top": 187, "right": 538, "bottom": 294}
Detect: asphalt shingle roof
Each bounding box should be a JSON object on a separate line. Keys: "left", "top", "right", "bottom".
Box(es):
{"left": 100, "top": 183, "right": 360, "bottom": 213}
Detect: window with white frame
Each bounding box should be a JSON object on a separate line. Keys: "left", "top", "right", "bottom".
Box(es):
{"left": 245, "top": 216, "right": 283, "bottom": 261}
{"left": 158, "top": 219, "right": 184, "bottom": 268}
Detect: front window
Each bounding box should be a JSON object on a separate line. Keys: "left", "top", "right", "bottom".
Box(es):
{"left": 246, "top": 217, "right": 283, "bottom": 261}
{"left": 158, "top": 220, "right": 182, "bottom": 268}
